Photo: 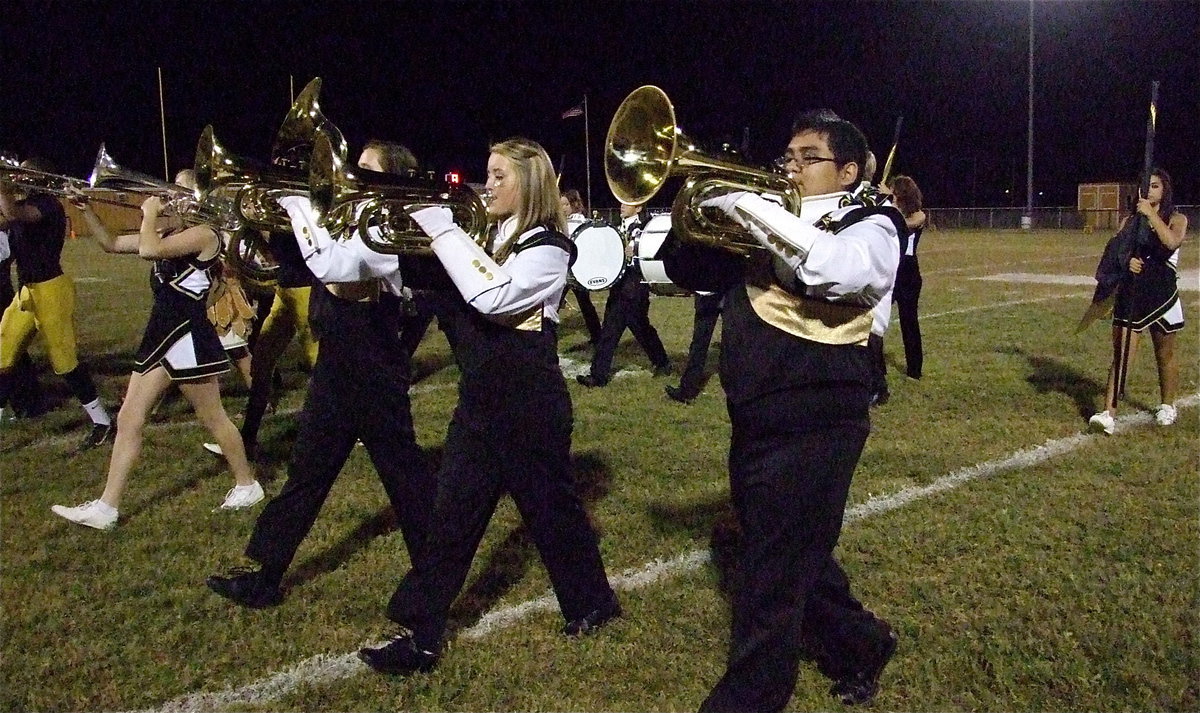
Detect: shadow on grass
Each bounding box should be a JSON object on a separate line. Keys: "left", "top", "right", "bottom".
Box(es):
{"left": 445, "top": 450, "right": 614, "bottom": 636}
{"left": 646, "top": 492, "right": 741, "bottom": 601}
{"left": 1000, "top": 346, "right": 1152, "bottom": 417}
{"left": 286, "top": 445, "right": 445, "bottom": 589}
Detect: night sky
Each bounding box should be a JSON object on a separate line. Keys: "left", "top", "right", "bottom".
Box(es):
{"left": 4, "top": 0, "right": 1197, "bottom": 210}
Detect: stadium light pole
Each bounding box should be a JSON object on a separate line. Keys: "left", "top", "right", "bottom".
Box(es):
{"left": 1023, "top": 0, "right": 1034, "bottom": 230}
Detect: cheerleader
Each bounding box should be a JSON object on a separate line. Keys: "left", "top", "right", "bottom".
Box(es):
{"left": 1089, "top": 168, "right": 1187, "bottom": 434}
{"left": 359, "top": 138, "right": 619, "bottom": 676}
{"left": 53, "top": 174, "right": 262, "bottom": 530}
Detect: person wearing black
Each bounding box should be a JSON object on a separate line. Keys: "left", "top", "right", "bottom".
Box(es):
{"left": 885, "top": 175, "right": 927, "bottom": 381}
{"left": 0, "top": 160, "right": 113, "bottom": 449}
{"left": 696, "top": 111, "right": 903, "bottom": 710}
{"left": 206, "top": 141, "right": 434, "bottom": 608}
{"left": 665, "top": 289, "right": 724, "bottom": 403}
{"left": 560, "top": 188, "right": 602, "bottom": 344}
{"left": 0, "top": 230, "right": 45, "bottom": 419}
{"left": 358, "top": 138, "right": 619, "bottom": 676}
{"left": 577, "top": 201, "right": 672, "bottom": 387}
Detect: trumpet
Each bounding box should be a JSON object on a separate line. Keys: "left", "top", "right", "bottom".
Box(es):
{"left": 309, "top": 133, "right": 488, "bottom": 255}
{"left": 604, "top": 85, "right": 801, "bottom": 255}
{"left": 88, "top": 144, "right": 239, "bottom": 229}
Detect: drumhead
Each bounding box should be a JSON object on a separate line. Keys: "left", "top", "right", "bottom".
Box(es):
{"left": 570, "top": 221, "right": 627, "bottom": 291}
{"left": 635, "top": 214, "right": 689, "bottom": 296}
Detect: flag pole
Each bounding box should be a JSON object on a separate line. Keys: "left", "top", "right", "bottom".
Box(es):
{"left": 583, "top": 94, "right": 592, "bottom": 213}
{"left": 290, "top": 75, "right": 295, "bottom": 105}
{"left": 158, "top": 67, "right": 169, "bottom": 181}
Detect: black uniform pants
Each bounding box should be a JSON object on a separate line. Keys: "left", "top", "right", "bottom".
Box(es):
{"left": 678, "top": 291, "right": 723, "bottom": 397}
{"left": 386, "top": 416, "right": 615, "bottom": 650}
{"left": 568, "top": 284, "right": 603, "bottom": 344}
{"left": 589, "top": 272, "right": 669, "bottom": 381}
{"left": 701, "top": 386, "right": 884, "bottom": 713}
{"left": 895, "top": 257, "right": 923, "bottom": 379}
{"left": 245, "top": 293, "right": 433, "bottom": 579}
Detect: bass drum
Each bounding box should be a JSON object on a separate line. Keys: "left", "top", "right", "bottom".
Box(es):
{"left": 635, "top": 214, "right": 690, "bottom": 296}
{"left": 569, "top": 220, "right": 627, "bottom": 291}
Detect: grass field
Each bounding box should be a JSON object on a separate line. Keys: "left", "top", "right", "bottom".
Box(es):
{"left": 2, "top": 228, "right": 1197, "bottom": 712}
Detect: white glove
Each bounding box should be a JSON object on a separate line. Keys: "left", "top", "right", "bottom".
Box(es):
{"left": 698, "top": 191, "right": 752, "bottom": 217}
{"left": 407, "top": 206, "right": 458, "bottom": 240}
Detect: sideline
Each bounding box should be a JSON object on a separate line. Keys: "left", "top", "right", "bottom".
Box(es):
{"left": 138, "top": 393, "right": 1199, "bottom": 713}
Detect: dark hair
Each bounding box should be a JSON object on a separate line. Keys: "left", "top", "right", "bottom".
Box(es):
{"left": 790, "top": 110, "right": 868, "bottom": 188}
{"left": 1149, "top": 167, "right": 1175, "bottom": 222}
{"left": 887, "top": 175, "right": 923, "bottom": 215}
{"left": 363, "top": 140, "right": 418, "bottom": 174}
{"left": 562, "top": 188, "right": 585, "bottom": 214}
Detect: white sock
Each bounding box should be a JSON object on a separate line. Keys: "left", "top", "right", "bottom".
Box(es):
{"left": 82, "top": 399, "right": 112, "bottom": 426}
{"left": 0, "top": 407, "right": 8, "bottom": 422}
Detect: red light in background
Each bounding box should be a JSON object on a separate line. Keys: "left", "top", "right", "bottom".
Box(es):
{"left": 445, "top": 171, "right": 461, "bottom": 184}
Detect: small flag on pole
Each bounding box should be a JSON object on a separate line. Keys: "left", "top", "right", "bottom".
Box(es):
{"left": 561, "top": 102, "right": 584, "bottom": 119}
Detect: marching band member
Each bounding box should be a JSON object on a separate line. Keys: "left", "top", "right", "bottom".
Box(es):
{"left": 559, "top": 187, "right": 602, "bottom": 344}
{"left": 0, "top": 160, "right": 113, "bottom": 449}
{"left": 885, "top": 175, "right": 928, "bottom": 382}
{"left": 219, "top": 221, "right": 321, "bottom": 461}
{"left": 52, "top": 172, "right": 262, "bottom": 530}
{"left": 358, "top": 138, "right": 619, "bottom": 676}
{"left": 696, "top": 111, "right": 903, "bottom": 710}
{"left": 207, "top": 141, "right": 434, "bottom": 609}
{"left": 1088, "top": 167, "right": 1186, "bottom": 434}
{"left": 0, "top": 226, "right": 46, "bottom": 419}
{"left": 577, "top": 200, "right": 673, "bottom": 386}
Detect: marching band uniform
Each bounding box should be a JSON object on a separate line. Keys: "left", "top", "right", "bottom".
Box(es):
{"left": 236, "top": 228, "right": 320, "bottom": 458}
{"left": 579, "top": 209, "right": 672, "bottom": 386}
{"left": 0, "top": 189, "right": 112, "bottom": 447}
{"left": 699, "top": 186, "right": 904, "bottom": 712}
{"left": 895, "top": 219, "right": 925, "bottom": 379}
{"left": 665, "top": 289, "right": 724, "bottom": 403}
{"left": 364, "top": 207, "right": 619, "bottom": 671}
{"left": 207, "top": 196, "right": 434, "bottom": 607}
{"left": 0, "top": 229, "right": 45, "bottom": 417}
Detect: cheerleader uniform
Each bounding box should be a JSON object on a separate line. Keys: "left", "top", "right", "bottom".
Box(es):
{"left": 134, "top": 246, "right": 229, "bottom": 381}
{"left": 1114, "top": 238, "right": 1184, "bottom": 333}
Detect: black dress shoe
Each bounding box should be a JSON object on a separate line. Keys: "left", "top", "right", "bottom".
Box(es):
{"left": 652, "top": 362, "right": 674, "bottom": 377}
{"left": 829, "top": 623, "right": 897, "bottom": 705}
{"left": 576, "top": 374, "right": 609, "bottom": 388}
{"left": 358, "top": 633, "right": 439, "bottom": 675}
{"left": 664, "top": 384, "right": 695, "bottom": 404}
{"left": 869, "top": 390, "right": 890, "bottom": 407}
{"left": 562, "top": 597, "right": 622, "bottom": 637}
{"left": 206, "top": 567, "right": 284, "bottom": 609}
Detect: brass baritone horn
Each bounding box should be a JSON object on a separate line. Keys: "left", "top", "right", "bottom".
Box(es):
{"left": 604, "top": 85, "right": 802, "bottom": 255}
{"left": 194, "top": 125, "right": 310, "bottom": 231}
{"left": 309, "top": 133, "right": 488, "bottom": 255}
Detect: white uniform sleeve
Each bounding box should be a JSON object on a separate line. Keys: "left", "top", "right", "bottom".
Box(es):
{"left": 277, "top": 195, "right": 402, "bottom": 289}
{"left": 733, "top": 193, "right": 899, "bottom": 304}
{"left": 430, "top": 229, "right": 568, "bottom": 318}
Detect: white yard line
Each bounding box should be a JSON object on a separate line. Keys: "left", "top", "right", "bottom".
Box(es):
{"left": 138, "top": 393, "right": 1199, "bottom": 713}
{"left": 921, "top": 292, "right": 1090, "bottom": 320}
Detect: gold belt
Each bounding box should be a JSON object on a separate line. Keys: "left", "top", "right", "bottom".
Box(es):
{"left": 326, "top": 280, "right": 381, "bottom": 302}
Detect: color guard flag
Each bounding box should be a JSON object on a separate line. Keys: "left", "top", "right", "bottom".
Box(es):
{"left": 561, "top": 102, "right": 584, "bottom": 119}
